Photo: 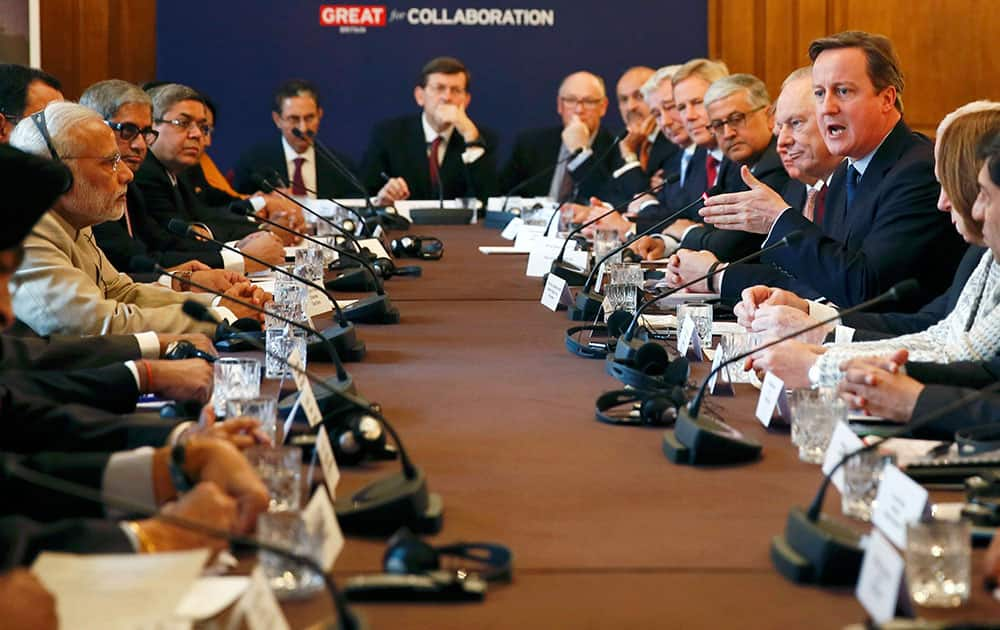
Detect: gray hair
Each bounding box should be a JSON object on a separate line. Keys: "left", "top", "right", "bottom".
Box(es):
{"left": 780, "top": 66, "right": 813, "bottom": 92}
{"left": 80, "top": 79, "right": 151, "bottom": 120}
{"left": 10, "top": 101, "right": 103, "bottom": 159}
{"left": 703, "top": 73, "right": 771, "bottom": 110}
{"left": 640, "top": 64, "right": 682, "bottom": 100}
{"left": 146, "top": 83, "right": 203, "bottom": 120}
{"left": 672, "top": 58, "right": 729, "bottom": 88}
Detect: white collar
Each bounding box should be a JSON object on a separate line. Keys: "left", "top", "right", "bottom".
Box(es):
{"left": 708, "top": 147, "right": 724, "bottom": 162}
{"left": 683, "top": 143, "right": 697, "bottom": 156}
{"left": 281, "top": 135, "right": 316, "bottom": 164}
{"left": 847, "top": 127, "right": 893, "bottom": 176}
{"left": 421, "top": 113, "right": 453, "bottom": 145}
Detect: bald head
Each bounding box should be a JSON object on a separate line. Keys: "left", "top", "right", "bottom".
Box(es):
{"left": 616, "top": 66, "right": 655, "bottom": 129}
{"left": 557, "top": 71, "right": 608, "bottom": 133}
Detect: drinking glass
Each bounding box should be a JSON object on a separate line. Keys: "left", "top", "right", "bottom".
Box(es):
{"left": 840, "top": 451, "right": 892, "bottom": 521}
{"left": 226, "top": 396, "right": 279, "bottom": 444}
{"left": 720, "top": 331, "right": 751, "bottom": 383}
{"left": 212, "top": 357, "right": 261, "bottom": 417}
{"left": 905, "top": 519, "right": 971, "bottom": 608}
{"left": 246, "top": 445, "right": 302, "bottom": 513}
{"left": 677, "top": 301, "right": 713, "bottom": 349}
{"left": 605, "top": 262, "right": 643, "bottom": 313}
{"left": 788, "top": 388, "right": 846, "bottom": 463}
{"left": 294, "top": 246, "right": 325, "bottom": 283}
{"left": 256, "top": 511, "right": 324, "bottom": 600}
{"left": 265, "top": 324, "right": 308, "bottom": 379}
{"left": 593, "top": 228, "right": 620, "bottom": 261}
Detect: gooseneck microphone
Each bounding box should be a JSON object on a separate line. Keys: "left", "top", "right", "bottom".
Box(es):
{"left": 185, "top": 301, "right": 443, "bottom": 536}
{"left": 252, "top": 174, "right": 368, "bottom": 253}
{"left": 567, "top": 131, "right": 627, "bottom": 202}
{"left": 567, "top": 186, "right": 723, "bottom": 321}
{"left": 167, "top": 219, "right": 399, "bottom": 325}
{"left": 687, "top": 279, "right": 919, "bottom": 420}
{"left": 2, "top": 455, "right": 364, "bottom": 630}
{"left": 773, "top": 379, "right": 1000, "bottom": 587}
{"left": 613, "top": 232, "right": 803, "bottom": 362}
{"left": 266, "top": 168, "right": 374, "bottom": 237}
{"left": 292, "top": 128, "right": 377, "bottom": 215}
{"left": 498, "top": 147, "right": 584, "bottom": 214}
{"left": 141, "top": 260, "right": 354, "bottom": 382}
{"left": 551, "top": 174, "right": 680, "bottom": 285}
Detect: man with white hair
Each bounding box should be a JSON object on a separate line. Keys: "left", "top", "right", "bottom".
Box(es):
{"left": 9, "top": 102, "right": 269, "bottom": 336}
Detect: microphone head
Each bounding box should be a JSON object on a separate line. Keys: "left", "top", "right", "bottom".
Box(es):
{"left": 291, "top": 128, "right": 305, "bottom": 139}
{"left": 664, "top": 172, "right": 681, "bottom": 186}
{"left": 182, "top": 300, "right": 218, "bottom": 324}
{"left": 130, "top": 255, "right": 157, "bottom": 273}
{"left": 779, "top": 230, "right": 804, "bottom": 247}
{"left": 888, "top": 278, "right": 920, "bottom": 302}
{"left": 167, "top": 218, "right": 192, "bottom": 236}
{"left": 229, "top": 200, "right": 255, "bottom": 217}
{"left": 251, "top": 173, "right": 275, "bottom": 193}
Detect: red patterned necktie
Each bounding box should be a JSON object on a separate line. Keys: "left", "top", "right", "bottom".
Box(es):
{"left": 428, "top": 136, "right": 442, "bottom": 188}
{"left": 705, "top": 154, "right": 719, "bottom": 189}
{"left": 291, "top": 156, "right": 306, "bottom": 195}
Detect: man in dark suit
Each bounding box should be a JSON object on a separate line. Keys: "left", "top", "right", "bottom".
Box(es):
{"left": 697, "top": 32, "right": 965, "bottom": 312}
{"left": 232, "top": 79, "right": 401, "bottom": 204}
{"left": 0, "top": 64, "right": 63, "bottom": 145}
{"left": 500, "top": 71, "right": 617, "bottom": 203}
{"left": 134, "top": 83, "right": 286, "bottom": 273}
{"left": 657, "top": 67, "right": 842, "bottom": 283}
{"left": 362, "top": 57, "right": 497, "bottom": 202}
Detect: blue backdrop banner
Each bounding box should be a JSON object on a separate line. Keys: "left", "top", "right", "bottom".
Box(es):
{"left": 157, "top": 1, "right": 706, "bottom": 175}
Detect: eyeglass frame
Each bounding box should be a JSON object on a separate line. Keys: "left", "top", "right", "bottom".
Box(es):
{"left": 707, "top": 105, "right": 768, "bottom": 135}
{"left": 61, "top": 152, "right": 124, "bottom": 173}
{"left": 106, "top": 120, "right": 159, "bottom": 145}
{"left": 559, "top": 96, "right": 605, "bottom": 110}
{"left": 154, "top": 116, "right": 213, "bottom": 137}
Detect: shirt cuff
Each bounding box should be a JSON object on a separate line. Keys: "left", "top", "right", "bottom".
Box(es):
{"left": 638, "top": 199, "right": 660, "bottom": 212}
{"left": 123, "top": 360, "right": 143, "bottom": 391}
{"left": 613, "top": 161, "right": 641, "bottom": 179}
{"left": 220, "top": 248, "right": 245, "bottom": 273}
{"left": 118, "top": 522, "right": 142, "bottom": 552}
{"left": 807, "top": 300, "right": 840, "bottom": 322}
{"left": 211, "top": 305, "right": 237, "bottom": 323}
{"left": 461, "top": 146, "right": 485, "bottom": 164}
{"left": 567, "top": 148, "right": 592, "bottom": 172}
{"left": 102, "top": 447, "right": 156, "bottom": 517}
{"left": 192, "top": 222, "right": 213, "bottom": 239}
{"left": 167, "top": 420, "right": 195, "bottom": 446}
{"left": 157, "top": 274, "right": 172, "bottom": 288}
{"left": 134, "top": 332, "right": 161, "bottom": 359}
{"left": 249, "top": 195, "right": 267, "bottom": 212}
{"left": 680, "top": 224, "right": 702, "bottom": 241}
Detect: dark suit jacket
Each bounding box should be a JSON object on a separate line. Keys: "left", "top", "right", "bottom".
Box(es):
{"left": 634, "top": 146, "right": 712, "bottom": 234}
{"left": 362, "top": 115, "right": 499, "bottom": 201}
{"left": 232, "top": 138, "right": 359, "bottom": 199}
{"left": 134, "top": 153, "right": 259, "bottom": 243}
{"left": 679, "top": 137, "right": 790, "bottom": 261}
{"left": 0, "top": 333, "right": 141, "bottom": 370}
{"left": 905, "top": 355, "right": 1000, "bottom": 439}
{"left": 0, "top": 515, "right": 131, "bottom": 569}
{"left": 499, "top": 125, "right": 616, "bottom": 203}
{"left": 92, "top": 183, "right": 226, "bottom": 273}
{"left": 841, "top": 246, "right": 988, "bottom": 341}
{"left": 607, "top": 131, "right": 681, "bottom": 205}
{"left": 721, "top": 120, "right": 967, "bottom": 311}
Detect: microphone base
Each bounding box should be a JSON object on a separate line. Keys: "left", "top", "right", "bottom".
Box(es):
{"left": 308, "top": 323, "right": 366, "bottom": 363}
{"left": 662, "top": 408, "right": 762, "bottom": 466}
{"left": 566, "top": 291, "right": 602, "bottom": 321}
{"left": 335, "top": 467, "right": 444, "bottom": 537}
{"left": 549, "top": 262, "right": 589, "bottom": 286}
{"left": 326, "top": 267, "right": 379, "bottom": 292}
{"left": 408, "top": 207, "right": 473, "bottom": 225}
{"left": 278, "top": 374, "right": 357, "bottom": 423}
{"left": 770, "top": 507, "right": 863, "bottom": 586}
{"left": 342, "top": 295, "right": 401, "bottom": 325}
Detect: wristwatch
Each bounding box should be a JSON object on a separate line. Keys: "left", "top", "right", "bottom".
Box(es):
{"left": 169, "top": 444, "right": 195, "bottom": 493}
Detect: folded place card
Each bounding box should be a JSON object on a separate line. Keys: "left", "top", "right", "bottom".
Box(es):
{"left": 871, "top": 463, "right": 930, "bottom": 549}
{"left": 754, "top": 371, "right": 785, "bottom": 427}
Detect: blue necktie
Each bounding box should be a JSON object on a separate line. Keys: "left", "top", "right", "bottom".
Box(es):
{"left": 845, "top": 164, "right": 861, "bottom": 209}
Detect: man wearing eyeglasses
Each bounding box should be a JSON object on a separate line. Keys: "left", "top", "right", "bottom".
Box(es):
{"left": 133, "top": 84, "right": 286, "bottom": 274}
{"left": 362, "top": 56, "right": 498, "bottom": 202}
{"left": 0, "top": 64, "right": 63, "bottom": 144}
{"left": 499, "top": 71, "right": 616, "bottom": 203}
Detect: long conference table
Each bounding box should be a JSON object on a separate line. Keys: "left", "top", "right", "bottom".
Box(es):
{"left": 277, "top": 223, "right": 1000, "bottom": 628}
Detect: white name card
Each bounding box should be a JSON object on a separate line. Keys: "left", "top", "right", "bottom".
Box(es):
{"left": 541, "top": 273, "right": 574, "bottom": 311}
{"left": 677, "top": 315, "right": 695, "bottom": 356}
{"left": 288, "top": 348, "right": 323, "bottom": 428}
{"left": 315, "top": 425, "right": 341, "bottom": 496}
{"left": 357, "top": 237, "right": 391, "bottom": 260}
{"left": 230, "top": 567, "right": 290, "bottom": 630}
{"left": 514, "top": 224, "right": 546, "bottom": 250}
{"left": 501, "top": 216, "right": 524, "bottom": 240}
{"left": 856, "top": 530, "right": 906, "bottom": 624}
{"left": 871, "top": 463, "right": 929, "bottom": 549}
{"left": 755, "top": 371, "right": 785, "bottom": 427}
{"left": 563, "top": 247, "right": 589, "bottom": 272}
{"left": 303, "top": 487, "right": 344, "bottom": 572}
{"left": 706, "top": 343, "right": 733, "bottom": 396}
{"left": 822, "top": 421, "right": 866, "bottom": 492}
{"left": 525, "top": 236, "right": 567, "bottom": 278}
{"left": 307, "top": 288, "right": 335, "bottom": 317}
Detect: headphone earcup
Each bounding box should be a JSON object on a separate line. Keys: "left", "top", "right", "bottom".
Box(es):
{"left": 635, "top": 342, "right": 669, "bottom": 375}
{"left": 663, "top": 356, "right": 690, "bottom": 386}
{"left": 384, "top": 529, "right": 440, "bottom": 574}
{"left": 605, "top": 310, "right": 633, "bottom": 338}
{"left": 372, "top": 258, "right": 394, "bottom": 278}
{"left": 639, "top": 395, "right": 675, "bottom": 426}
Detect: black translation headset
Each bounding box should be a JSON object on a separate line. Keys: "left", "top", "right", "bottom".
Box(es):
{"left": 594, "top": 386, "right": 687, "bottom": 427}
{"left": 564, "top": 310, "right": 634, "bottom": 359}
{"left": 372, "top": 257, "right": 422, "bottom": 279}
{"left": 390, "top": 235, "right": 444, "bottom": 260}
{"left": 326, "top": 410, "right": 397, "bottom": 466}
{"left": 605, "top": 340, "right": 691, "bottom": 391}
